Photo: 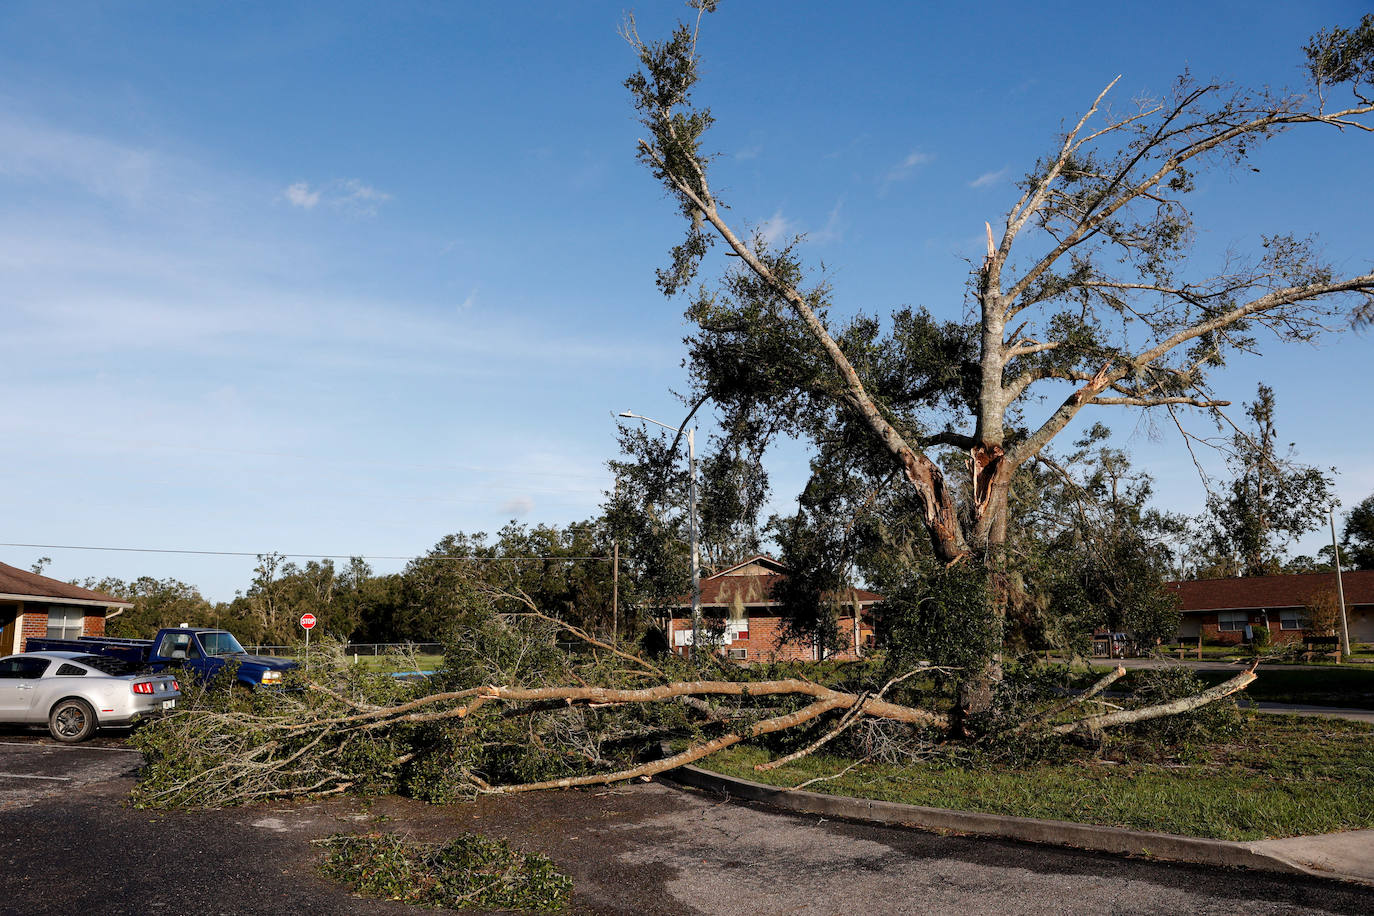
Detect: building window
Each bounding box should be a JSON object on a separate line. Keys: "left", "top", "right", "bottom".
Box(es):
{"left": 46, "top": 606, "right": 84, "bottom": 640}
{"left": 1279, "top": 609, "right": 1310, "bottom": 631}
{"left": 1217, "top": 611, "right": 1248, "bottom": 632}
{"left": 728, "top": 647, "right": 747, "bottom": 660}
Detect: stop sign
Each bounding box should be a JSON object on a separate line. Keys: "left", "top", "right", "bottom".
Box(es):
{"left": 300, "top": 613, "right": 317, "bottom": 630}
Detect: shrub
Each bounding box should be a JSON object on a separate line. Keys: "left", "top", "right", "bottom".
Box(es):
{"left": 317, "top": 832, "right": 572, "bottom": 911}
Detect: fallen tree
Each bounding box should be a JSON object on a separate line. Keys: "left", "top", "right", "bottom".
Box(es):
{"left": 130, "top": 610, "right": 1258, "bottom": 809}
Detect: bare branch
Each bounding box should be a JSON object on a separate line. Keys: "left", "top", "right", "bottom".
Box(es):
{"left": 1089, "top": 396, "right": 1231, "bottom": 407}
{"left": 1018, "top": 665, "right": 1126, "bottom": 731}
{"left": 1130, "top": 273, "right": 1374, "bottom": 369}
{"left": 496, "top": 595, "right": 665, "bottom": 678}
{"left": 1051, "top": 664, "right": 1257, "bottom": 735}
{"left": 480, "top": 695, "right": 850, "bottom": 794}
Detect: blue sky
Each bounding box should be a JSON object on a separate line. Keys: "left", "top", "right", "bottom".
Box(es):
{"left": 1, "top": 1, "right": 1370, "bottom": 600}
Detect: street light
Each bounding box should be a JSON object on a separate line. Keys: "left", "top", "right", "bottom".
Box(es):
{"left": 619, "top": 409, "right": 702, "bottom": 656}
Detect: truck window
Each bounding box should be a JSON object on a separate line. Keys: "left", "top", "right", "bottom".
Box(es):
{"left": 198, "top": 631, "right": 247, "bottom": 657}
{"left": 156, "top": 633, "right": 193, "bottom": 660}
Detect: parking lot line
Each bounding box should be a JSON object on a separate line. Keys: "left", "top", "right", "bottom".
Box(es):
{"left": 0, "top": 741, "right": 141, "bottom": 753}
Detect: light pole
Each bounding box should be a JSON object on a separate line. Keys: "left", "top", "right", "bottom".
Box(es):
{"left": 619, "top": 410, "right": 701, "bottom": 656}
{"left": 1330, "top": 507, "right": 1352, "bottom": 660}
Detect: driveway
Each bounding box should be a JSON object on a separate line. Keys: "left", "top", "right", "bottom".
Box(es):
{"left": 0, "top": 735, "right": 1371, "bottom": 914}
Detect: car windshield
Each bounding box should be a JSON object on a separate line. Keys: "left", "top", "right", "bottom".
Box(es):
{"left": 199, "top": 632, "right": 247, "bottom": 657}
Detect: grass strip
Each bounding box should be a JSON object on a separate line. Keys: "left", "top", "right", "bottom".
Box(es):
{"left": 697, "top": 715, "right": 1374, "bottom": 842}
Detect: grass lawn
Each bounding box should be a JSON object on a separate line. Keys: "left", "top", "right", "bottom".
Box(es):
{"left": 698, "top": 715, "right": 1374, "bottom": 842}
{"left": 350, "top": 653, "right": 444, "bottom": 673}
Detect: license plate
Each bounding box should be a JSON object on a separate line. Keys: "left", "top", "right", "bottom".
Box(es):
{"left": 162, "top": 699, "right": 177, "bottom": 710}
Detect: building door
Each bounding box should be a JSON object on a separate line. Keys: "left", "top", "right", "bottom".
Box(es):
{"left": 0, "top": 603, "right": 18, "bottom": 655}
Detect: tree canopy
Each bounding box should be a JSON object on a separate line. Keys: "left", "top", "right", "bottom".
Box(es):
{"left": 1190, "top": 384, "right": 1335, "bottom": 578}
{"left": 621, "top": 5, "right": 1373, "bottom": 701}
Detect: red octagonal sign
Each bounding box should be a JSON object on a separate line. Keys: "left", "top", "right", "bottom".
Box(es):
{"left": 300, "top": 613, "right": 317, "bottom": 630}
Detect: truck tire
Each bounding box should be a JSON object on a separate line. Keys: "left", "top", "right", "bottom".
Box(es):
{"left": 49, "top": 698, "right": 98, "bottom": 743}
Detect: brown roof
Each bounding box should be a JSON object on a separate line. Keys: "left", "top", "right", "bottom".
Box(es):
{"left": 0, "top": 562, "right": 131, "bottom": 608}
{"left": 1167, "top": 570, "right": 1374, "bottom": 613}
{"left": 673, "top": 556, "right": 883, "bottom": 608}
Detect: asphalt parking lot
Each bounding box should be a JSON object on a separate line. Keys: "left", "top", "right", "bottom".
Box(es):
{"left": 1, "top": 733, "right": 1372, "bottom": 915}
{"left": 0, "top": 729, "right": 143, "bottom": 809}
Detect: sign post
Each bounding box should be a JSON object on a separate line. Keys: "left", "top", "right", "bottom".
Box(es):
{"left": 300, "top": 613, "right": 317, "bottom": 670}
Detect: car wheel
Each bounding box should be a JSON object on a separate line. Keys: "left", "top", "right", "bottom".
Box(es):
{"left": 49, "top": 698, "right": 97, "bottom": 743}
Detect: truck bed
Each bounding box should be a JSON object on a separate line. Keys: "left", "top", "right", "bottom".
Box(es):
{"left": 24, "top": 635, "right": 152, "bottom": 665}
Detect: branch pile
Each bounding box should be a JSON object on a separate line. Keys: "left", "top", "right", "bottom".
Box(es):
{"left": 129, "top": 616, "right": 1259, "bottom": 810}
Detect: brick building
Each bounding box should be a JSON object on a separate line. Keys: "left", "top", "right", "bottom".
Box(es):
{"left": 1167, "top": 569, "right": 1374, "bottom": 647}
{"left": 0, "top": 561, "right": 132, "bottom": 655}
{"left": 666, "top": 555, "right": 880, "bottom": 662}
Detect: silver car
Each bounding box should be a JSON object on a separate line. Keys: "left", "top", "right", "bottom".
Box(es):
{"left": 0, "top": 651, "right": 181, "bottom": 742}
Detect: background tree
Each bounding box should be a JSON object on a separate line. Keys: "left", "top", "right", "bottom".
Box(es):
{"left": 604, "top": 419, "right": 771, "bottom": 637}
{"left": 1190, "top": 384, "right": 1335, "bottom": 577}
{"left": 1016, "top": 428, "right": 1186, "bottom": 652}
{"left": 624, "top": 6, "right": 1373, "bottom": 710}
{"left": 77, "top": 576, "right": 216, "bottom": 639}
{"left": 1341, "top": 494, "right": 1374, "bottom": 570}
{"left": 1303, "top": 587, "right": 1343, "bottom": 637}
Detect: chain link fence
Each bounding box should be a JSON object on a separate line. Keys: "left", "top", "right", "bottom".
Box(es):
{"left": 246, "top": 642, "right": 445, "bottom": 659}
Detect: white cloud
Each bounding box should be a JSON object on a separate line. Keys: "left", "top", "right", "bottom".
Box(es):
{"left": 811, "top": 197, "right": 845, "bottom": 244}
{"left": 283, "top": 181, "right": 321, "bottom": 209}
{"left": 969, "top": 166, "right": 1010, "bottom": 189}
{"left": 880, "top": 149, "right": 935, "bottom": 195}
{"left": 283, "top": 178, "right": 391, "bottom": 214}
{"left": 459, "top": 288, "right": 478, "bottom": 311}
{"left": 337, "top": 178, "right": 392, "bottom": 213}
{"left": 758, "top": 210, "right": 795, "bottom": 246}
{"left": 500, "top": 496, "right": 535, "bottom": 516}
{"left": 885, "top": 149, "right": 934, "bottom": 183}
{"left": 0, "top": 113, "right": 157, "bottom": 204}
{"left": 735, "top": 144, "right": 762, "bottom": 161}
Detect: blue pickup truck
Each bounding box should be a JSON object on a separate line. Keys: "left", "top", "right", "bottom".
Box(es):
{"left": 25, "top": 627, "right": 297, "bottom": 688}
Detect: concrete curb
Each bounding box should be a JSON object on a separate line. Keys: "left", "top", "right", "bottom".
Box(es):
{"left": 659, "top": 763, "right": 1370, "bottom": 886}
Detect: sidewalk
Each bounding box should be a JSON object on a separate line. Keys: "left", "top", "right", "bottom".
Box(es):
{"left": 1249, "top": 701, "right": 1374, "bottom": 724}
{"left": 663, "top": 762, "right": 1374, "bottom": 887}
{"left": 1080, "top": 656, "right": 1374, "bottom": 671}
{"left": 1249, "top": 830, "right": 1374, "bottom": 884}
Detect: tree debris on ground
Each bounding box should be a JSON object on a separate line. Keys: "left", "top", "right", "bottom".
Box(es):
{"left": 129, "top": 610, "right": 1258, "bottom": 809}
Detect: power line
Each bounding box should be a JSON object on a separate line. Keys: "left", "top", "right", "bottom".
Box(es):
{"left": 0, "top": 542, "right": 611, "bottom": 563}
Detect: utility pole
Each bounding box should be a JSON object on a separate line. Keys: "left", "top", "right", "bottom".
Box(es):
{"left": 618, "top": 409, "right": 702, "bottom": 657}
{"left": 687, "top": 427, "right": 701, "bottom": 655}
{"left": 1330, "top": 508, "right": 1352, "bottom": 660}
{"left": 611, "top": 539, "right": 619, "bottom": 648}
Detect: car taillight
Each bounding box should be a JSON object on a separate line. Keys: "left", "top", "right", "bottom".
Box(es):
{"left": 132, "top": 681, "right": 154, "bottom": 695}
{"left": 171, "top": 680, "right": 180, "bottom": 692}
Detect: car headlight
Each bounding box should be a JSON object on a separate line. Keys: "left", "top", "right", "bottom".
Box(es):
{"left": 260, "top": 670, "right": 282, "bottom": 684}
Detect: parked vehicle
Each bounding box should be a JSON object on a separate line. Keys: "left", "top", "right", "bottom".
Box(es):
{"left": 25, "top": 627, "right": 297, "bottom": 688}
{"left": 0, "top": 651, "right": 181, "bottom": 742}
